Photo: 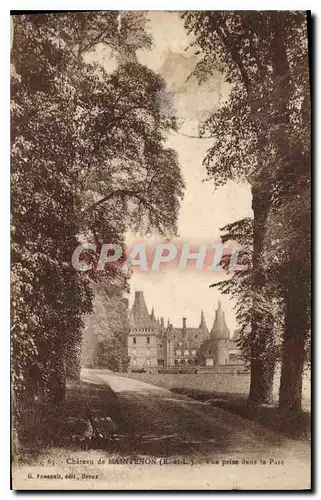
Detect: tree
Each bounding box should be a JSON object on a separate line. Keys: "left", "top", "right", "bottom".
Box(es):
{"left": 82, "top": 283, "right": 130, "bottom": 372}
{"left": 11, "top": 15, "right": 94, "bottom": 437}
{"left": 11, "top": 11, "right": 184, "bottom": 445}
{"left": 264, "top": 14, "right": 310, "bottom": 411}
{"left": 211, "top": 217, "right": 284, "bottom": 390}
{"left": 182, "top": 11, "right": 310, "bottom": 406}
{"left": 182, "top": 11, "right": 277, "bottom": 403}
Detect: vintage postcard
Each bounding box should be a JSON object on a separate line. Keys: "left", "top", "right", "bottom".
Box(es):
{"left": 11, "top": 10, "right": 311, "bottom": 490}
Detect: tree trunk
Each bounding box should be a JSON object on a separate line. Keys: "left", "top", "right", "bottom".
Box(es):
{"left": 270, "top": 26, "right": 310, "bottom": 411}
{"left": 248, "top": 185, "right": 275, "bottom": 405}
{"left": 249, "top": 357, "right": 275, "bottom": 404}
{"left": 66, "top": 343, "right": 82, "bottom": 381}
{"left": 279, "top": 276, "right": 309, "bottom": 411}
{"left": 49, "top": 351, "right": 66, "bottom": 411}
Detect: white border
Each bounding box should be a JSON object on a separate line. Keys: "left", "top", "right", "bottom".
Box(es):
{"left": 2, "top": 3, "right": 320, "bottom": 498}
{"left": 6, "top": 2, "right": 319, "bottom": 10}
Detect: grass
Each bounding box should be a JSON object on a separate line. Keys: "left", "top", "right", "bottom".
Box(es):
{"left": 119, "top": 371, "right": 310, "bottom": 441}
{"left": 119, "top": 371, "right": 310, "bottom": 409}
{"left": 16, "top": 372, "right": 310, "bottom": 464}
{"left": 56, "top": 380, "right": 118, "bottom": 444}
{"left": 14, "top": 380, "right": 118, "bottom": 463}
{"left": 120, "top": 372, "right": 251, "bottom": 394}
{"left": 170, "top": 387, "right": 310, "bottom": 441}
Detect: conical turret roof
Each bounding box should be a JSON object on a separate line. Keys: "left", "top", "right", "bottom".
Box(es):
{"left": 131, "top": 291, "right": 153, "bottom": 327}
{"left": 210, "top": 300, "right": 230, "bottom": 339}
{"left": 199, "top": 309, "right": 208, "bottom": 332}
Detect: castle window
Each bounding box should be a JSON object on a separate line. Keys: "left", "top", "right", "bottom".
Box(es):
{"left": 160, "top": 344, "right": 163, "bottom": 348}
{"left": 208, "top": 349, "right": 212, "bottom": 356}
{"left": 146, "top": 359, "right": 151, "bottom": 366}
{"left": 133, "top": 337, "right": 136, "bottom": 345}
{"left": 195, "top": 335, "right": 198, "bottom": 338}
{"left": 176, "top": 350, "right": 180, "bottom": 356}
{"left": 147, "top": 337, "right": 150, "bottom": 344}
{"left": 191, "top": 349, "right": 196, "bottom": 355}
{"left": 184, "top": 349, "right": 189, "bottom": 356}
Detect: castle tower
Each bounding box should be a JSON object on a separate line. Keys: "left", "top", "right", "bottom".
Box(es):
{"left": 131, "top": 291, "right": 152, "bottom": 326}
{"left": 198, "top": 300, "right": 230, "bottom": 366}
{"left": 210, "top": 300, "right": 230, "bottom": 365}
{"left": 128, "top": 291, "right": 158, "bottom": 372}
{"left": 210, "top": 300, "right": 230, "bottom": 339}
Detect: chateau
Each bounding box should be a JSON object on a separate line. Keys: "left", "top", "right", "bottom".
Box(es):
{"left": 128, "top": 290, "right": 243, "bottom": 371}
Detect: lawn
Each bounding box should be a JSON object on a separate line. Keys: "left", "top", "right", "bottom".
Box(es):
{"left": 119, "top": 370, "right": 310, "bottom": 409}
{"left": 120, "top": 372, "right": 251, "bottom": 396}
{"left": 118, "top": 370, "right": 310, "bottom": 440}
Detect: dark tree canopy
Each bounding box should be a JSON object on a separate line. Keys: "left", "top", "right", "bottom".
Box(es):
{"left": 183, "top": 11, "right": 310, "bottom": 409}
{"left": 11, "top": 12, "right": 184, "bottom": 443}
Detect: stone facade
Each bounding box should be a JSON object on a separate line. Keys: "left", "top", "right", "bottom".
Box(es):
{"left": 128, "top": 291, "right": 243, "bottom": 372}
{"left": 172, "top": 313, "right": 209, "bottom": 366}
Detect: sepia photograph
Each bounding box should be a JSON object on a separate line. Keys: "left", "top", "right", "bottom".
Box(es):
{"left": 10, "top": 9, "right": 311, "bottom": 490}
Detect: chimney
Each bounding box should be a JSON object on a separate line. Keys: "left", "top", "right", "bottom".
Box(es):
{"left": 182, "top": 318, "right": 187, "bottom": 336}
{"left": 199, "top": 309, "right": 206, "bottom": 328}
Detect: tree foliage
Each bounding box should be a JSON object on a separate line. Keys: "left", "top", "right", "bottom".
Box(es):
{"left": 11, "top": 11, "right": 184, "bottom": 444}
{"left": 82, "top": 283, "right": 130, "bottom": 372}
{"left": 183, "top": 11, "right": 310, "bottom": 408}
{"left": 211, "top": 217, "right": 283, "bottom": 364}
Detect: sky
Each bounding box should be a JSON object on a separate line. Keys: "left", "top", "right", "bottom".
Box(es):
{"left": 92, "top": 11, "right": 253, "bottom": 333}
